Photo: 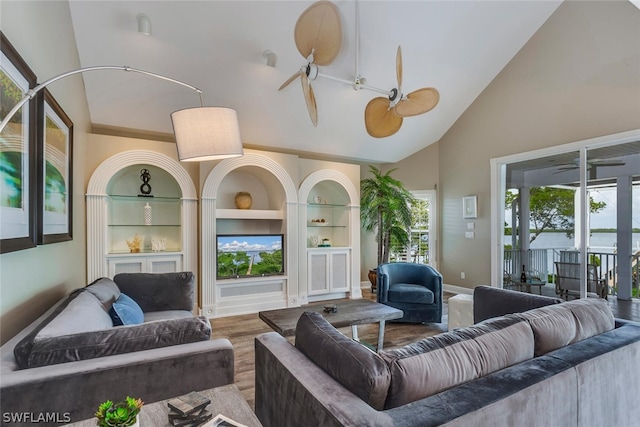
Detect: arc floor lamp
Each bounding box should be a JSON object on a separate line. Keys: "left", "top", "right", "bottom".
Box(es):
{"left": 0, "top": 65, "right": 244, "bottom": 162}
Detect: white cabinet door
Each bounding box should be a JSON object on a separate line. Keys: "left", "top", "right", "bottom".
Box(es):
{"left": 307, "top": 249, "right": 350, "bottom": 295}
{"left": 108, "top": 254, "right": 183, "bottom": 277}
{"left": 308, "top": 251, "right": 330, "bottom": 295}
{"left": 330, "top": 250, "right": 349, "bottom": 292}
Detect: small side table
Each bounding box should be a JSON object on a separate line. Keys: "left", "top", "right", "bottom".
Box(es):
{"left": 448, "top": 293, "right": 474, "bottom": 331}
{"left": 64, "top": 384, "right": 261, "bottom": 426}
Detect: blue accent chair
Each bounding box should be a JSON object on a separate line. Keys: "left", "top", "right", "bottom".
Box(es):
{"left": 377, "top": 262, "right": 443, "bottom": 323}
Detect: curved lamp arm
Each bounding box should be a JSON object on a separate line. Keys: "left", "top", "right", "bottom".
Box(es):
{"left": 0, "top": 65, "right": 203, "bottom": 133}
{"left": 0, "top": 65, "right": 244, "bottom": 162}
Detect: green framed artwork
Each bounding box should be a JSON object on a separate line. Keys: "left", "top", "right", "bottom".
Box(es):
{"left": 37, "top": 89, "right": 73, "bottom": 244}
{"left": 0, "top": 32, "right": 37, "bottom": 253}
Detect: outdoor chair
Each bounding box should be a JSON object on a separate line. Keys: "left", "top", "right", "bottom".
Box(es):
{"left": 554, "top": 261, "right": 607, "bottom": 300}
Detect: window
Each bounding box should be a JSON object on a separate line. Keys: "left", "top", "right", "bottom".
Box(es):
{"left": 390, "top": 190, "right": 437, "bottom": 268}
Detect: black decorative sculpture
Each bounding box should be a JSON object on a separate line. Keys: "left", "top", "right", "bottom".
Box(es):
{"left": 140, "top": 169, "right": 152, "bottom": 196}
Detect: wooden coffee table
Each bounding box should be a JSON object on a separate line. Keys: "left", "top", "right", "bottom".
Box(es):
{"left": 64, "top": 384, "right": 261, "bottom": 426}
{"left": 259, "top": 299, "right": 403, "bottom": 351}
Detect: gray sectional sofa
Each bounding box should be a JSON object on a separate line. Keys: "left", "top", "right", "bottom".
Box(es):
{"left": 255, "top": 286, "right": 640, "bottom": 427}
{"left": 0, "top": 272, "right": 234, "bottom": 425}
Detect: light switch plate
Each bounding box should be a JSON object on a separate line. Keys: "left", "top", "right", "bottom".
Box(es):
{"left": 465, "top": 231, "right": 475, "bottom": 239}
{"left": 467, "top": 222, "right": 475, "bottom": 229}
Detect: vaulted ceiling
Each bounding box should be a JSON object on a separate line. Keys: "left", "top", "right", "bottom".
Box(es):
{"left": 68, "top": 0, "right": 563, "bottom": 163}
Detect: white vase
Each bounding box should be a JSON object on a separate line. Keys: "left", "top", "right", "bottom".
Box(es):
{"left": 144, "top": 202, "right": 152, "bottom": 225}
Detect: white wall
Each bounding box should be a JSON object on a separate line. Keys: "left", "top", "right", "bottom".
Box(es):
{"left": 0, "top": 1, "right": 91, "bottom": 343}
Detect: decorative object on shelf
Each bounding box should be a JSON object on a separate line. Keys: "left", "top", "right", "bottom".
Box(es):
{"left": 167, "top": 391, "right": 212, "bottom": 426}
{"left": 144, "top": 202, "right": 152, "bottom": 225}
{"left": 320, "top": 238, "right": 331, "bottom": 247}
{"left": 139, "top": 168, "right": 152, "bottom": 196}
{"left": 323, "top": 304, "right": 338, "bottom": 313}
{"left": 309, "top": 235, "right": 319, "bottom": 247}
{"left": 234, "top": 191, "right": 252, "bottom": 209}
{"left": 151, "top": 237, "right": 166, "bottom": 252}
{"left": 361, "top": 165, "right": 415, "bottom": 289}
{"left": 126, "top": 233, "right": 143, "bottom": 253}
{"left": 314, "top": 196, "right": 322, "bottom": 204}
{"left": 95, "top": 396, "right": 143, "bottom": 427}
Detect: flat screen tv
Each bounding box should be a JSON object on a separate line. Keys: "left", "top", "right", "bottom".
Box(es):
{"left": 216, "top": 234, "right": 284, "bottom": 279}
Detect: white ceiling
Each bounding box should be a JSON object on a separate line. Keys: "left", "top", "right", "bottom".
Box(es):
{"left": 68, "top": 0, "right": 562, "bottom": 163}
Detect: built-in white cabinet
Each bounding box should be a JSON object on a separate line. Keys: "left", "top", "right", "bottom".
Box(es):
{"left": 308, "top": 248, "right": 350, "bottom": 295}
{"left": 200, "top": 153, "right": 298, "bottom": 318}
{"left": 86, "top": 150, "right": 197, "bottom": 283}
{"left": 107, "top": 253, "right": 183, "bottom": 276}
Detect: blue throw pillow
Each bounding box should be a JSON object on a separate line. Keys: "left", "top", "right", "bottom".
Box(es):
{"left": 109, "top": 293, "right": 144, "bottom": 326}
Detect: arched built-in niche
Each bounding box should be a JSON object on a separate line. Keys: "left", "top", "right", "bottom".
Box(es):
{"left": 86, "top": 150, "right": 197, "bottom": 284}
{"left": 201, "top": 153, "right": 298, "bottom": 317}
{"left": 298, "top": 169, "right": 361, "bottom": 303}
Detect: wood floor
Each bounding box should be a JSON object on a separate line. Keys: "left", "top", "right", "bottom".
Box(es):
{"left": 210, "top": 288, "right": 640, "bottom": 410}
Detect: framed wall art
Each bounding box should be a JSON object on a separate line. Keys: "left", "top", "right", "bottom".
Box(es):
{"left": 37, "top": 89, "right": 73, "bottom": 244}
{"left": 0, "top": 32, "right": 37, "bottom": 253}
{"left": 463, "top": 195, "right": 478, "bottom": 219}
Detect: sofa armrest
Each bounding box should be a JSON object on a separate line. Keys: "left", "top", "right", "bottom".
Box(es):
{"left": 113, "top": 272, "right": 195, "bottom": 312}
{"left": 255, "top": 332, "right": 395, "bottom": 427}
{"left": 1, "top": 339, "right": 233, "bottom": 425}
{"left": 473, "top": 285, "right": 563, "bottom": 323}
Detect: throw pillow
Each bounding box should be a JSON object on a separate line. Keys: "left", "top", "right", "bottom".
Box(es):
{"left": 85, "top": 277, "right": 121, "bottom": 309}
{"left": 294, "top": 311, "right": 391, "bottom": 410}
{"left": 109, "top": 293, "right": 144, "bottom": 326}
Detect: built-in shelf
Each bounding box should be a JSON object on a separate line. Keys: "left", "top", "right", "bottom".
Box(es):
{"left": 216, "top": 209, "right": 284, "bottom": 220}
{"left": 107, "top": 249, "right": 181, "bottom": 255}
{"left": 109, "top": 195, "right": 180, "bottom": 201}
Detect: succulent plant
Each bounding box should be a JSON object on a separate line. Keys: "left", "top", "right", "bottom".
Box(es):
{"left": 95, "top": 396, "right": 143, "bottom": 427}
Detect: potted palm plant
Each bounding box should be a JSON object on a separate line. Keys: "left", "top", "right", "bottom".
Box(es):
{"left": 360, "top": 165, "right": 415, "bottom": 289}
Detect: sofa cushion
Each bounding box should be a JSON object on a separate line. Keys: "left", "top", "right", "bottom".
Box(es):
{"left": 25, "top": 315, "right": 212, "bottom": 368}
{"left": 509, "top": 297, "right": 615, "bottom": 356}
{"left": 109, "top": 293, "right": 144, "bottom": 326}
{"left": 388, "top": 284, "right": 434, "bottom": 304}
{"left": 379, "top": 316, "right": 534, "bottom": 409}
{"left": 36, "top": 291, "right": 114, "bottom": 339}
{"left": 13, "top": 289, "right": 84, "bottom": 369}
{"left": 114, "top": 272, "right": 195, "bottom": 312}
{"left": 85, "top": 277, "right": 120, "bottom": 309}
{"left": 294, "top": 312, "right": 391, "bottom": 410}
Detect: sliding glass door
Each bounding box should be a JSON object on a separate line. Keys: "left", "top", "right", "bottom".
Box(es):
{"left": 491, "top": 131, "right": 640, "bottom": 300}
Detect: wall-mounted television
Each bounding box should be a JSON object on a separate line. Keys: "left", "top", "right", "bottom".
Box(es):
{"left": 216, "top": 234, "right": 284, "bottom": 279}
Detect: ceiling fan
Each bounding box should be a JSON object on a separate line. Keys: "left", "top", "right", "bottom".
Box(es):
{"left": 554, "top": 158, "right": 626, "bottom": 179}
{"left": 364, "top": 46, "right": 439, "bottom": 138}
{"left": 278, "top": 1, "right": 342, "bottom": 127}
{"left": 279, "top": 0, "right": 440, "bottom": 137}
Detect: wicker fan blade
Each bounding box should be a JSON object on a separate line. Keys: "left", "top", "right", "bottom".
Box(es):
{"left": 294, "top": 1, "right": 342, "bottom": 66}
{"left": 279, "top": 71, "right": 302, "bottom": 91}
{"left": 394, "top": 87, "right": 440, "bottom": 117}
{"left": 301, "top": 73, "right": 318, "bottom": 126}
{"left": 396, "top": 46, "right": 403, "bottom": 89}
{"left": 365, "top": 97, "right": 403, "bottom": 138}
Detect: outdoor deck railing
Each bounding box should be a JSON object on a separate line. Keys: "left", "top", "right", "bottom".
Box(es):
{"left": 504, "top": 248, "right": 640, "bottom": 298}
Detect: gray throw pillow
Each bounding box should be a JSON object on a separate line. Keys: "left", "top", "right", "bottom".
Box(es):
{"left": 294, "top": 312, "right": 391, "bottom": 410}
{"left": 85, "top": 277, "right": 120, "bottom": 309}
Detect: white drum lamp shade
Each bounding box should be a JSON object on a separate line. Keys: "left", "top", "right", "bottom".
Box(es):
{"left": 171, "top": 107, "right": 244, "bottom": 162}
